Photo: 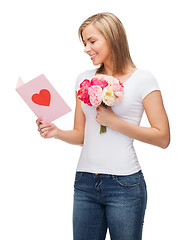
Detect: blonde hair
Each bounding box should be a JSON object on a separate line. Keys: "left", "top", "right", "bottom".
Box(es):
{"left": 78, "top": 12, "right": 136, "bottom": 75}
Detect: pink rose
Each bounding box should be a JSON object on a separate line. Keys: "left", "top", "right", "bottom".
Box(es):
{"left": 88, "top": 85, "right": 103, "bottom": 106}
{"left": 77, "top": 79, "right": 92, "bottom": 106}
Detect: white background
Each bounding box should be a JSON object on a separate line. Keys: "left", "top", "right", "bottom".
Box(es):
{"left": 0, "top": 0, "right": 187, "bottom": 239}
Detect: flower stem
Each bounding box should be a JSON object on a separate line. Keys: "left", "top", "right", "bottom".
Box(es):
{"left": 99, "top": 102, "right": 108, "bottom": 134}
{"left": 101, "top": 102, "right": 107, "bottom": 108}
{"left": 100, "top": 125, "right": 106, "bottom": 134}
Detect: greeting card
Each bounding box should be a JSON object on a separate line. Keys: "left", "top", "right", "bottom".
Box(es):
{"left": 16, "top": 74, "right": 71, "bottom": 123}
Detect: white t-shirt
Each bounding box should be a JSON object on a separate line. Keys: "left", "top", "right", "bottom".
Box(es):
{"left": 75, "top": 68, "right": 160, "bottom": 175}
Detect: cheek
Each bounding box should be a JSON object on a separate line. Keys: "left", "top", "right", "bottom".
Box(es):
{"left": 95, "top": 42, "right": 108, "bottom": 54}
{"left": 95, "top": 40, "right": 109, "bottom": 55}
{"left": 101, "top": 41, "right": 110, "bottom": 56}
{"left": 101, "top": 46, "right": 110, "bottom": 59}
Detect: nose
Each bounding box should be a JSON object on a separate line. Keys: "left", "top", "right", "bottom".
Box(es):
{"left": 84, "top": 43, "right": 91, "bottom": 54}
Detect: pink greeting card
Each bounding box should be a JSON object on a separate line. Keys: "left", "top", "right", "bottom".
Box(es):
{"left": 16, "top": 74, "right": 71, "bottom": 123}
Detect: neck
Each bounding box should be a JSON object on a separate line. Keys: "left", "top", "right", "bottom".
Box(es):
{"left": 103, "top": 66, "right": 113, "bottom": 76}
{"left": 101, "top": 60, "right": 114, "bottom": 75}
{"left": 102, "top": 63, "right": 133, "bottom": 77}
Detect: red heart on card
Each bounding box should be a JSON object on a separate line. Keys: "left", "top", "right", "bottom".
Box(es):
{"left": 31, "top": 89, "right": 51, "bottom": 106}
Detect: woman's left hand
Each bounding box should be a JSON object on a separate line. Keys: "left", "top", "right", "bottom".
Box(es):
{"left": 96, "top": 105, "right": 117, "bottom": 127}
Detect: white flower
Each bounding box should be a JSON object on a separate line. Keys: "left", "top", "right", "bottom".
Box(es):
{"left": 102, "top": 86, "right": 116, "bottom": 106}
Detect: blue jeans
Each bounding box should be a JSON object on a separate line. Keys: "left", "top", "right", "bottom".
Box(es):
{"left": 73, "top": 170, "right": 147, "bottom": 240}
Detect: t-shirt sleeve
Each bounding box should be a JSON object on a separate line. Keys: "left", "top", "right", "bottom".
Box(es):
{"left": 75, "top": 68, "right": 97, "bottom": 92}
{"left": 140, "top": 71, "right": 160, "bottom": 100}
{"left": 75, "top": 72, "right": 84, "bottom": 92}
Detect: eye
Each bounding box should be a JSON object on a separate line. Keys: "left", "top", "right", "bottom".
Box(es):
{"left": 91, "top": 40, "right": 96, "bottom": 44}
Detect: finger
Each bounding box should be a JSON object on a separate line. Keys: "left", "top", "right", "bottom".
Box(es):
{"left": 39, "top": 123, "right": 51, "bottom": 130}
{"left": 40, "top": 131, "right": 48, "bottom": 138}
{"left": 36, "top": 119, "right": 40, "bottom": 126}
{"left": 36, "top": 118, "right": 42, "bottom": 125}
{"left": 38, "top": 125, "right": 46, "bottom": 132}
{"left": 40, "top": 128, "right": 49, "bottom": 137}
{"left": 96, "top": 106, "right": 101, "bottom": 111}
{"left": 41, "top": 127, "right": 51, "bottom": 133}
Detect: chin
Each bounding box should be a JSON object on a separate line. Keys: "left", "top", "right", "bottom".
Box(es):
{"left": 92, "top": 60, "right": 102, "bottom": 66}
{"left": 93, "top": 62, "right": 99, "bottom": 66}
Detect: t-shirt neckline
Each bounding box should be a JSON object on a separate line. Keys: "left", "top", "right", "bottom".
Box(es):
{"left": 122, "top": 68, "right": 139, "bottom": 85}
{"left": 93, "top": 68, "right": 139, "bottom": 85}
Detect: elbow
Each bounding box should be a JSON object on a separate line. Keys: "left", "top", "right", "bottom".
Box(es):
{"left": 160, "top": 134, "right": 171, "bottom": 149}
{"left": 160, "top": 141, "right": 170, "bottom": 149}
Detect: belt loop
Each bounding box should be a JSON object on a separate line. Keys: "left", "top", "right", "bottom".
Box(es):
{"left": 111, "top": 175, "right": 116, "bottom": 180}
{"left": 138, "top": 170, "right": 143, "bottom": 180}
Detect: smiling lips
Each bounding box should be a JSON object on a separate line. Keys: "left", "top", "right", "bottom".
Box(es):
{"left": 90, "top": 53, "right": 97, "bottom": 60}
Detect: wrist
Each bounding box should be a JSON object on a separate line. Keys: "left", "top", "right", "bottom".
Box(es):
{"left": 109, "top": 115, "right": 120, "bottom": 130}
{"left": 54, "top": 128, "right": 61, "bottom": 139}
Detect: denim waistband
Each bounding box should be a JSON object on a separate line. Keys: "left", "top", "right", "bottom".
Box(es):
{"left": 76, "top": 170, "right": 143, "bottom": 178}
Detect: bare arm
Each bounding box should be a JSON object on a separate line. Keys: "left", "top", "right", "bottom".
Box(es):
{"left": 96, "top": 91, "right": 170, "bottom": 149}
{"left": 36, "top": 92, "right": 85, "bottom": 145}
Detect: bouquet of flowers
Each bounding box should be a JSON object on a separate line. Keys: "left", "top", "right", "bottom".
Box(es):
{"left": 77, "top": 74, "right": 124, "bottom": 134}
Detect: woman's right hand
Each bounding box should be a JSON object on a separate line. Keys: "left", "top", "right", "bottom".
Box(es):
{"left": 35, "top": 92, "right": 86, "bottom": 144}
{"left": 36, "top": 119, "right": 59, "bottom": 139}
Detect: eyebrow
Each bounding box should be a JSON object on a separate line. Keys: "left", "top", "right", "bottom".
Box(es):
{"left": 83, "top": 36, "right": 94, "bottom": 43}
{"left": 87, "top": 36, "right": 94, "bottom": 41}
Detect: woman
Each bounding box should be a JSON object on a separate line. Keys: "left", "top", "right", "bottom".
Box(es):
{"left": 36, "top": 12, "right": 170, "bottom": 240}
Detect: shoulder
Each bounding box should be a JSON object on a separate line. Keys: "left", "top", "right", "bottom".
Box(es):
{"left": 77, "top": 68, "right": 97, "bottom": 80}
{"left": 136, "top": 68, "right": 157, "bottom": 81}
{"left": 135, "top": 68, "right": 159, "bottom": 87}
{"left": 135, "top": 69, "right": 160, "bottom": 100}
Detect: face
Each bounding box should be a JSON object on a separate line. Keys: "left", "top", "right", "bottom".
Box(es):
{"left": 82, "top": 24, "right": 110, "bottom": 66}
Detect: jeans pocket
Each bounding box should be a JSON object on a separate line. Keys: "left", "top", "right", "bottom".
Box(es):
{"left": 74, "top": 172, "right": 83, "bottom": 183}
{"left": 114, "top": 174, "right": 141, "bottom": 188}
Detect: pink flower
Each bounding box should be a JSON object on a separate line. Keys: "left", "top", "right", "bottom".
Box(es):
{"left": 77, "top": 74, "right": 125, "bottom": 134}
{"left": 80, "top": 79, "right": 91, "bottom": 89}
{"left": 112, "top": 83, "right": 124, "bottom": 104}
{"left": 91, "top": 78, "right": 108, "bottom": 89}
{"left": 77, "top": 79, "right": 92, "bottom": 106}
{"left": 88, "top": 85, "right": 103, "bottom": 106}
